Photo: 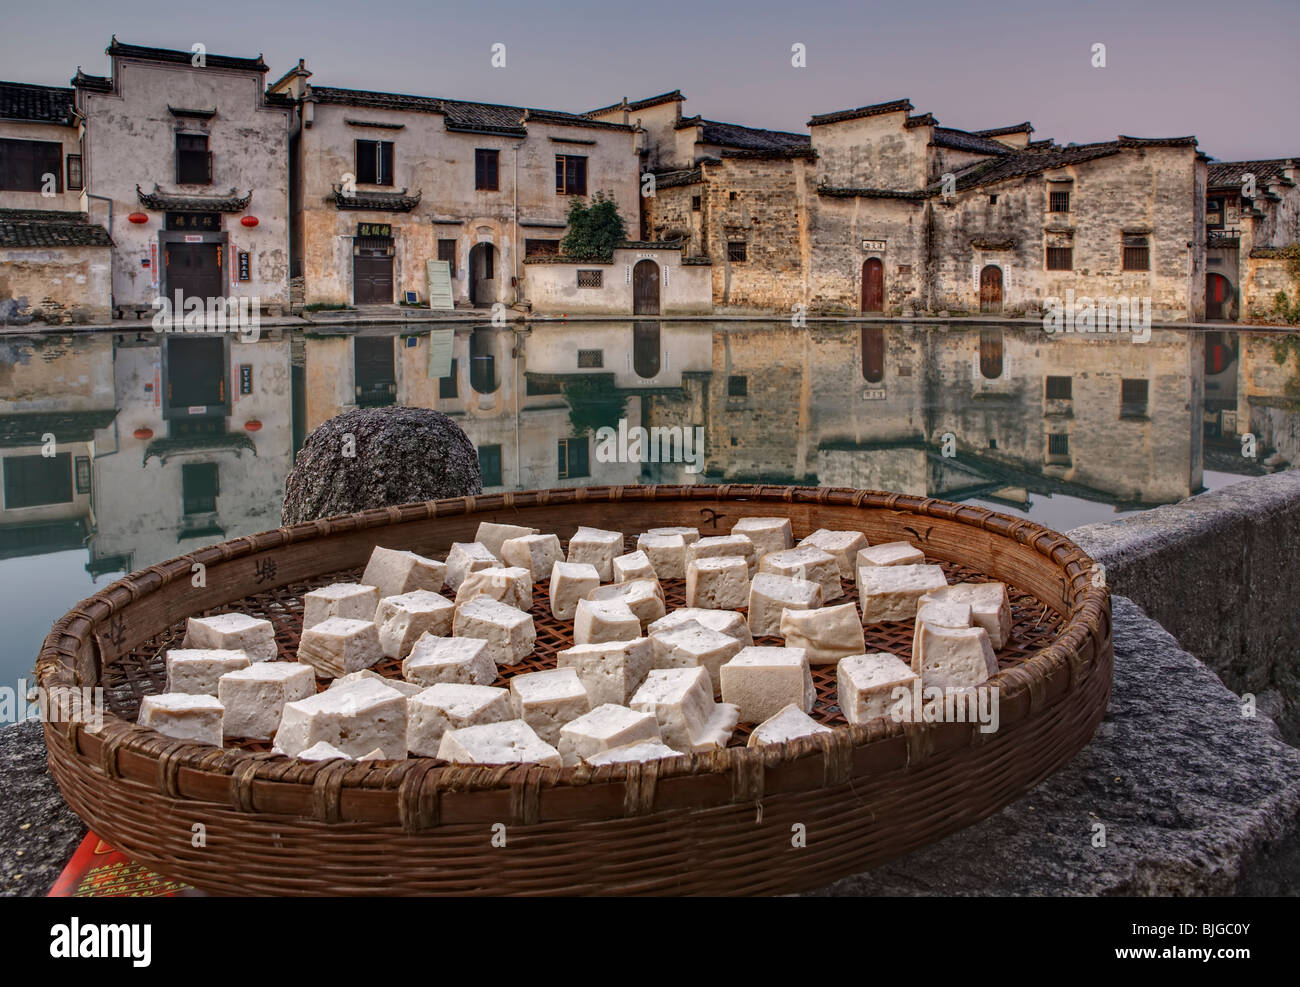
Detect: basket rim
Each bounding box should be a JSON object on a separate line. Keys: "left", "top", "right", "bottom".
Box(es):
{"left": 36, "top": 483, "right": 1111, "bottom": 824}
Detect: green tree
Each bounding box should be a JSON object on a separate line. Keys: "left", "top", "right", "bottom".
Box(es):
{"left": 560, "top": 191, "right": 627, "bottom": 262}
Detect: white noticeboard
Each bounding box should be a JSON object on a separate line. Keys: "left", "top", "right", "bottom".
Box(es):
{"left": 426, "top": 260, "right": 454, "bottom": 311}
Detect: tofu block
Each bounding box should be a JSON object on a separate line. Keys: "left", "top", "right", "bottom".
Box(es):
{"left": 374, "top": 590, "right": 455, "bottom": 659}
{"left": 747, "top": 703, "right": 833, "bottom": 748}
{"left": 407, "top": 683, "right": 512, "bottom": 756}
{"left": 573, "top": 598, "right": 642, "bottom": 646}
{"left": 856, "top": 541, "right": 925, "bottom": 569}
{"left": 644, "top": 526, "right": 699, "bottom": 545}
{"left": 454, "top": 565, "right": 533, "bottom": 612}
{"left": 731, "top": 516, "right": 794, "bottom": 559}
{"left": 566, "top": 526, "right": 624, "bottom": 581}
{"left": 585, "top": 579, "right": 665, "bottom": 629}
{"left": 648, "top": 608, "right": 753, "bottom": 647}
{"left": 636, "top": 533, "right": 688, "bottom": 580}
{"left": 452, "top": 597, "right": 536, "bottom": 667}
{"left": 217, "top": 661, "right": 315, "bottom": 739}
{"left": 747, "top": 572, "right": 822, "bottom": 637}
{"left": 688, "top": 534, "right": 757, "bottom": 576}
{"left": 361, "top": 546, "right": 446, "bottom": 599}
{"left": 858, "top": 564, "right": 949, "bottom": 622}
{"left": 838, "top": 652, "right": 919, "bottom": 725}
{"left": 556, "top": 637, "right": 654, "bottom": 706}
{"left": 913, "top": 624, "right": 998, "bottom": 689}
{"left": 403, "top": 634, "right": 497, "bottom": 687}
{"left": 686, "top": 556, "right": 750, "bottom": 610}
{"left": 508, "top": 668, "right": 591, "bottom": 746}
{"left": 164, "top": 649, "right": 250, "bottom": 695}
{"left": 630, "top": 666, "right": 739, "bottom": 752}
{"left": 648, "top": 621, "right": 744, "bottom": 693}
{"left": 296, "top": 617, "right": 383, "bottom": 678}
{"left": 500, "top": 533, "right": 564, "bottom": 580}
{"left": 297, "top": 741, "right": 352, "bottom": 761}
{"left": 719, "top": 646, "right": 815, "bottom": 722}
{"left": 437, "top": 719, "right": 562, "bottom": 767}
{"left": 557, "top": 703, "right": 662, "bottom": 765}
{"left": 302, "top": 582, "right": 381, "bottom": 630}
{"left": 612, "top": 549, "right": 658, "bottom": 583}
{"left": 327, "top": 668, "right": 423, "bottom": 697}
{"left": 913, "top": 601, "right": 973, "bottom": 672}
{"left": 759, "top": 546, "right": 842, "bottom": 602}
{"left": 474, "top": 521, "right": 540, "bottom": 559}
{"left": 137, "top": 693, "right": 224, "bottom": 746}
{"left": 585, "top": 741, "right": 683, "bottom": 765}
{"left": 799, "top": 528, "right": 870, "bottom": 579}
{"left": 182, "top": 613, "right": 276, "bottom": 660}
{"left": 444, "top": 542, "right": 501, "bottom": 592}
{"left": 779, "top": 603, "right": 865, "bottom": 665}
{"left": 273, "top": 677, "right": 408, "bottom": 759}
{"left": 549, "top": 561, "right": 601, "bottom": 621}
{"left": 920, "top": 582, "right": 1013, "bottom": 650}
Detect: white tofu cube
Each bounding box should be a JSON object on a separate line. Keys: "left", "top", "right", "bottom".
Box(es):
{"left": 566, "top": 526, "right": 624, "bottom": 581}
{"left": 361, "top": 546, "right": 446, "bottom": 599}
{"left": 644, "top": 526, "right": 699, "bottom": 545}
{"left": 856, "top": 541, "right": 925, "bottom": 569}
{"left": 630, "top": 666, "right": 739, "bottom": 752}
{"left": 573, "top": 598, "right": 641, "bottom": 645}
{"left": 759, "top": 546, "right": 842, "bottom": 602}
{"left": 437, "top": 719, "right": 562, "bottom": 767}
{"left": 584, "top": 579, "right": 665, "bottom": 629}
{"left": 403, "top": 634, "right": 497, "bottom": 687}
{"left": 612, "top": 549, "right": 658, "bottom": 583}
{"left": 779, "top": 603, "right": 865, "bottom": 665}
{"left": 164, "top": 649, "right": 250, "bottom": 695}
{"left": 444, "top": 542, "right": 501, "bottom": 592}
{"left": 747, "top": 572, "right": 823, "bottom": 636}
{"left": 297, "top": 741, "right": 352, "bottom": 761}
{"left": 920, "top": 582, "right": 1013, "bottom": 649}
{"left": 858, "top": 564, "right": 948, "bottom": 622}
{"left": 296, "top": 617, "right": 383, "bottom": 678}
{"left": 218, "top": 661, "right": 315, "bottom": 739}
{"left": 557, "top": 703, "right": 662, "bottom": 765}
{"left": 688, "top": 534, "right": 757, "bottom": 576}
{"left": 474, "top": 521, "right": 540, "bottom": 559}
{"left": 549, "top": 561, "right": 601, "bottom": 620}
{"left": 374, "top": 590, "right": 455, "bottom": 659}
{"left": 508, "top": 668, "right": 591, "bottom": 745}
{"left": 837, "top": 652, "right": 918, "bottom": 725}
{"left": 913, "top": 601, "right": 973, "bottom": 672}
{"left": 327, "top": 668, "right": 423, "bottom": 697}
{"left": 719, "top": 646, "right": 815, "bottom": 721}
{"left": 747, "top": 704, "right": 832, "bottom": 748}
{"left": 686, "top": 556, "right": 750, "bottom": 610}
{"left": 731, "top": 516, "right": 793, "bottom": 559}
{"left": 182, "top": 613, "right": 276, "bottom": 661}
{"left": 799, "top": 528, "right": 870, "bottom": 579}
{"left": 500, "top": 533, "right": 563, "bottom": 580}
{"left": 302, "top": 582, "right": 381, "bottom": 630}
{"left": 648, "top": 608, "right": 753, "bottom": 647}
{"left": 914, "top": 624, "right": 998, "bottom": 689}
{"left": 273, "top": 677, "right": 408, "bottom": 759}
{"left": 138, "top": 693, "right": 224, "bottom": 746}
{"left": 454, "top": 565, "right": 533, "bottom": 612}
{"left": 648, "top": 620, "right": 744, "bottom": 693}
{"left": 407, "top": 683, "right": 512, "bottom": 756}
{"left": 452, "top": 597, "right": 536, "bottom": 667}
{"left": 636, "top": 533, "right": 688, "bottom": 580}
{"left": 585, "top": 741, "right": 683, "bottom": 765}
{"left": 556, "top": 637, "right": 654, "bottom": 706}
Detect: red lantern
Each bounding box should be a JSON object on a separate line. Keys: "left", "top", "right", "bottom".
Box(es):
{"left": 133, "top": 427, "right": 154, "bottom": 440}
{"left": 128, "top": 212, "right": 149, "bottom": 224}
{"left": 240, "top": 215, "right": 259, "bottom": 228}
{"left": 243, "top": 419, "right": 262, "bottom": 432}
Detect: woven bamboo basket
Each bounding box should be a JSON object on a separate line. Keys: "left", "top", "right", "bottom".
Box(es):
{"left": 37, "top": 484, "right": 1111, "bottom": 896}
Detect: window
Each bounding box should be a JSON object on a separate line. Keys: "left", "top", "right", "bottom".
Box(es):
{"left": 3, "top": 453, "right": 72, "bottom": 509}
{"left": 181, "top": 463, "right": 219, "bottom": 515}
{"left": 989, "top": 194, "right": 998, "bottom": 205}
{"left": 1047, "top": 433, "right": 1070, "bottom": 456}
{"left": 439, "top": 358, "right": 458, "bottom": 398}
{"left": 727, "top": 241, "right": 747, "bottom": 262}
{"left": 525, "top": 239, "right": 560, "bottom": 258}
{"left": 557, "top": 436, "right": 590, "bottom": 479}
{"left": 1122, "top": 235, "right": 1150, "bottom": 271}
{"left": 691, "top": 195, "right": 702, "bottom": 212}
{"left": 1046, "top": 245, "right": 1073, "bottom": 271}
{"left": 75, "top": 455, "right": 91, "bottom": 494}
{"left": 65, "top": 154, "right": 83, "bottom": 191}
{"left": 1120, "top": 378, "right": 1149, "bottom": 418}
{"left": 555, "top": 154, "right": 587, "bottom": 195}
{"left": 437, "top": 239, "right": 456, "bottom": 278}
{"left": 475, "top": 149, "right": 499, "bottom": 191}
{"left": 577, "top": 270, "right": 603, "bottom": 289}
{"left": 1045, "top": 376, "right": 1073, "bottom": 400}
{"left": 1206, "top": 197, "right": 1224, "bottom": 230}
{"left": 175, "top": 134, "right": 212, "bottom": 185}
{"left": 577, "top": 349, "right": 604, "bottom": 368}
{"left": 728, "top": 191, "right": 737, "bottom": 201}
{"left": 1049, "top": 189, "right": 1070, "bottom": 213}
{"left": 728, "top": 375, "right": 748, "bottom": 397}
{"left": 478, "top": 444, "right": 503, "bottom": 487}
{"left": 0, "top": 138, "right": 63, "bottom": 192}
{"left": 355, "top": 139, "right": 394, "bottom": 186}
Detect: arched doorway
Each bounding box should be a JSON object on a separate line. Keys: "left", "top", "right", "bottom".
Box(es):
{"left": 979, "top": 328, "right": 1004, "bottom": 379}
{"left": 979, "top": 265, "right": 1003, "bottom": 314}
{"left": 469, "top": 327, "right": 499, "bottom": 394}
{"left": 861, "top": 258, "right": 884, "bottom": 313}
{"left": 633, "top": 259, "right": 660, "bottom": 315}
{"left": 1206, "top": 273, "right": 1235, "bottom": 321}
{"left": 633, "top": 322, "right": 661, "bottom": 378}
{"left": 860, "top": 326, "right": 884, "bottom": 383}
{"left": 469, "top": 243, "right": 496, "bottom": 307}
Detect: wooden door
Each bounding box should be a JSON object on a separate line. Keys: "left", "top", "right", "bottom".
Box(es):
{"left": 354, "top": 336, "right": 396, "bottom": 406}
{"left": 1206, "top": 273, "right": 1232, "bottom": 320}
{"left": 979, "top": 265, "right": 1003, "bottom": 314}
{"left": 354, "top": 253, "right": 393, "bottom": 305}
{"left": 861, "top": 258, "right": 884, "bottom": 312}
{"left": 165, "top": 242, "right": 222, "bottom": 303}
{"left": 633, "top": 259, "right": 660, "bottom": 315}
{"left": 166, "top": 336, "right": 226, "bottom": 410}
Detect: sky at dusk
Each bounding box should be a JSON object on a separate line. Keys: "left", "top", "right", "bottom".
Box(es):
{"left": 2, "top": 0, "right": 1297, "bottom": 161}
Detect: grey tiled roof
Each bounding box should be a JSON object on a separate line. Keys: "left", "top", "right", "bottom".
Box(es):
{"left": 0, "top": 209, "right": 112, "bottom": 247}
{"left": 932, "top": 127, "right": 1013, "bottom": 156}
{"left": 655, "top": 168, "right": 703, "bottom": 189}
{"left": 137, "top": 185, "right": 252, "bottom": 212}
{"left": 107, "top": 39, "right": 268, "bottom": 73}
{"left": 0, "top": 81, "right": 75, "bottom": 124}
{"left": 330, "top": 186, "right": 422, "bottom": 212}
{"left": 586, "top": 91, "right": 683, "bottom": 116}
{"left": 973, "top": 122, "right": 1033, "bottom": 138}
{"left": 817, "top": 185, "right": 928, "bottom": 200}
{"left": 1207, "top": 158, "right": 1296, "bottom": 190}
{"left": 70, "top": 69, "right": 112, "bottom": 92}
{"left": 0, "top": 409, "right": 117, "bottom": 447}
{"left": 695, "top": 119, "right": 810, "bottom": 153}
{"left": 808, "top": 99, "right": 912, "bottom": 127}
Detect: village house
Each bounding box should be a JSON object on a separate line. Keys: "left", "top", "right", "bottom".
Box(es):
{"left": 1204, "top": 158, "right": 1299, "bottom": 321}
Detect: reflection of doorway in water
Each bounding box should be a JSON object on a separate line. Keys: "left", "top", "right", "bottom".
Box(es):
{"left": 633, "top": 322, "right": 660, "bottom": 378}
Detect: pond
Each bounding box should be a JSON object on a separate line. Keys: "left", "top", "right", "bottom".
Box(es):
{"left": 1, "top": 320, "right": 1296, "bottom": 693}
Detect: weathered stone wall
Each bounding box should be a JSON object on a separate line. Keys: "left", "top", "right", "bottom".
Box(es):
{"left": 809, "top": 196, "right": 928, "bottom": 313}
{"left": 524, "top": 248, "right": 710, "bottom": 315}
{"left": 1243, "top": 256, "right": 1297, "bottom": 320}
{"left": 811, "top": 110, "right": 928, "bottom": 190}
{"left": 645, "top": 180, "right": 702, "bottom": 251}
{"left": 0, "top": 245, "right": 111, "bottom": 322}
{"left": 0, "top": 333, "right": 114, "bottom": 412}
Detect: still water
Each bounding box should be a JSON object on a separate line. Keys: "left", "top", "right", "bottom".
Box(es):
{"left": 1, "top": 320, "right": 1296, "bottom": 689}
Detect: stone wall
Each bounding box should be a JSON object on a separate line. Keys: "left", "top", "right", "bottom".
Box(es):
{"left": 0, "top": 245, "right": 111, "bottom": 323}
{"left": 523, "top": 247, "right": 711, "bottom": 315}
{"left": 1243, "top": 255, "right": 1297, "bottom": 321}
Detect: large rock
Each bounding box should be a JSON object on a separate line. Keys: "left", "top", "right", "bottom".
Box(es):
{"left": 282, "top": 407, "right": 482, "bottom": 525}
